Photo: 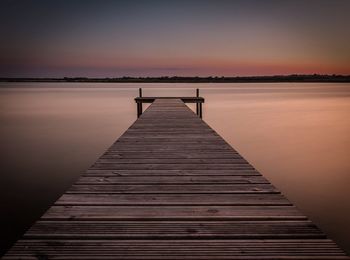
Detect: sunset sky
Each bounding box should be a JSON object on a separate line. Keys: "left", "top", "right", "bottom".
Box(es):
{"left": 1, "top": 0, "right": 349, "bottom": 77}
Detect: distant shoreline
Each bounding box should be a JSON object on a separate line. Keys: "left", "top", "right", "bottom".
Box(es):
{"left": 1, "top": 74, "right": 350, "bottom": 83}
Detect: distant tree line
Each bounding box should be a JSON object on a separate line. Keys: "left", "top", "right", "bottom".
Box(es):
{"left": 1, "top": 74, "right": 350, "bottom": 83}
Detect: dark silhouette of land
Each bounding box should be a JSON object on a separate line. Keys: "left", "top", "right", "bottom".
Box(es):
{"left": 1, "top": 74, "right": 350, "bottom": 83}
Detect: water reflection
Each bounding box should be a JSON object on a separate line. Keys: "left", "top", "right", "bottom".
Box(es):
{"left": 0, "top": 83, "right": 349, "bottom": 254}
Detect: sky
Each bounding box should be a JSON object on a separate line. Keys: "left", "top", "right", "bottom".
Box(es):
{"left": 0, "top": 0, "right": 349, "bottom": 77}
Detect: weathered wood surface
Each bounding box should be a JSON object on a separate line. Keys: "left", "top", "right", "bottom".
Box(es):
{"left": 4, "top": 98, "right": 348, "bottom": 259}
{"left": 135, "top": 96, "right": 204, "bottom": 103}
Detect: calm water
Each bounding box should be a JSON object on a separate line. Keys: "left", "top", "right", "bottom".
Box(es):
{"left": 1, "top": 83, "right": 349, "bottom": 254}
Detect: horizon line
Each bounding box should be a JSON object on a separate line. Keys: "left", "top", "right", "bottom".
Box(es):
{"left": 1, "top": 74, "right": 350, "bottom": 83}
{"left": 1, "top": 74, "right": 350, "bottom": 79}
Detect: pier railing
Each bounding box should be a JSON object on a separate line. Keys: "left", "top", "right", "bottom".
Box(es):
{"left": 134, "top": 88, "right": 205, "bottom": 118}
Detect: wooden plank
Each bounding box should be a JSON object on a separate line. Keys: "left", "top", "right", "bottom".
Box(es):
{"left": 55, "top": 193, "right": 290, "bottom": 206}
{"left": 96, "top": 158, "right": 248, "bottom": 164}
{"left": 75, "top": 175, "right": 269, "bottom": 184}
{"left": 105, "top": 146, "right": 236, "bottom": 152}
{"left": 67, "top": 183, "right": 278, "bottom": 194}
{"left": 25, "top": 220, "right": 324, "bottom": 239}
{"left": 90, "top": 164, "right": 254, "bottom": 170}
{"left": 42, "top": 205, "right": 305, "bottom": 221}
{"left": 4, "top": 98, "right": 348, "bottom": 259}
{"left": 84, "top": 169, "right": 261, "bottom": 176}
{"left": 135, "top": 96, "right": 205, "bottom": 103}
{"left": 5, "top": 240, "right": 347, "bottom": 259}
{"left": 101, "top": 152, "right": 243, "bottom": 159}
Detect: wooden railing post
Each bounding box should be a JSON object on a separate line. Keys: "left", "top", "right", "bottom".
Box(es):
{"left": 139, "top": 88, "right": 143, "bottom": 116}
{"left": 137, "top": 88, "right": 143, "bottom": 118}
{"left": 196, "top": 88, "right": 199, "bottom": 116}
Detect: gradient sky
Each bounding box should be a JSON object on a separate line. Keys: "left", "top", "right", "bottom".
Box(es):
{"left": 1, "top": 0, "right": 349, "bottom": 77}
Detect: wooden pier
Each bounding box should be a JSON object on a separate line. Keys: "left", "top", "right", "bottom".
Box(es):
{"left": 4, "top": 91, "right": 348, "bottom": 259}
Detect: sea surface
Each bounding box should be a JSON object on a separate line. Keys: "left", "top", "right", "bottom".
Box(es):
{"left": 1, "top": 82, "right": 349, "bottom": 254}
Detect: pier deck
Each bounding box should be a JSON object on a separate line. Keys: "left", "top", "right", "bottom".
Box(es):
{"left": 4, "top": 98, "right": 348, "bottom": 259}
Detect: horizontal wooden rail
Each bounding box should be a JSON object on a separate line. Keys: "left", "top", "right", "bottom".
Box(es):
{"left": 134, "top": 88, "right": 204, "bottom": 118}
{"left": 134, "top": 96, "right": 205, "bottom": 103}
